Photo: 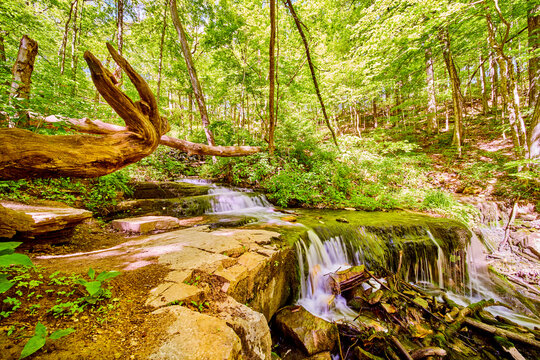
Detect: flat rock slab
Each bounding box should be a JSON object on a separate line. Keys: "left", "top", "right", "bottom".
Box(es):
{"left": 131, "top": 181, "right": 210, "bottom": 199}
{"left": 111, "top": 216, "right": 183, "bottom": 234}
{"left": 0, "top": 201, "right": 92, "bottom": 237}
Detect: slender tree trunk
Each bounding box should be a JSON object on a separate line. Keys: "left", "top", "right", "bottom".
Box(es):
{"left": 480, "top": 54, "right": 489, "bottom": 114}
{"left": 440, "top": 28, "right": 463, "bottom": 157}
{"left": 490, "top": 52, "right": 499, "bottom": 112}
{"left": 529, "top": 91, "right": 540, "bottom": 160}
{"left": 188, "top": 92, "right": 193, "bottom": 135}
{"left": 283, "top": 0, "right": 339, "bottom": 149}
{"left": 268, "top": 0, "right": 276, "bottom": 154}
{"left": 156, "top": 0, "right": 168, "bottom": 106}
{"left": 59, "top": 0, "right": 76, "bottom": 75}
{"left": 485, "top": 5, "right": 528, "bottom": 157}
{"left": 9, "top": 35, "right": 38, "bottom": 127}
{"left": 70, "top": 0, "right": 79, "bottom": 79}
{"left": 0, "top": 31, "right": 5, "bottom": 62}
{"left": 116, "top": 0, "right": 124, "bottom": 84}
{"left": 372, "top": 99, "right": 378, "bottom": 128}
{"left": 170, "top": 0, "right": 215, "bottom": 146}
{"left": 425, "top": 47, "right": 437, "bottom": 134}
{"left": 529, "top": 1, "right": 540, "bottom": 108}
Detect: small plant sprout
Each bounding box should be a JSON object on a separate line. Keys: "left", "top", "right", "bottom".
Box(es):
{"left": 19, "top": 322, "right": 75, "bottom": 359}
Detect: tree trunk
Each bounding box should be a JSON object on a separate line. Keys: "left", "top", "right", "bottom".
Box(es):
{"left": 59, "top": 0, "right": 76, "bottom": 75}
{"left": 156, "top": 0, "right": 168, "bottom": 106}
{"left": 425, "top": 47, "right": 437, "bottom": 134}
{"left": 283, "top": 0, "right": 339, "bottom": 150}
{"left": 116, "top": 0, "right": 124, "bottom": 84}
{"left": 170, "top": 0, "right": 215, "bottom": 146}
{"left": 268, "top": 0, "right": 276, "bottom": 154}
{"left": 70, "top": 0, "right": 79, "bottom": 78}
{"left": 9, "top": 35, "right": 38, "bottom": 127}
{"left": 485, "top": 4, "right": 528, "bottom": 157}
{"left": 480, "top": 54, "right": 489, "bottom": 114}
{"left": 490, "top": 53, "right": 499, "bottom": 112}
{"left": 529, "top": 1, "right": 540, "bottom": 108}
{"left": 529, "top": 91, "right": 540, "bottom": 160}
{"left": 0, "top": 30, "right": 5, "bottom": 62}
{"left": 372, "top": 99, "right": 378, "bottom": 128}
{"left": 1, "top": 43, "right": 166, "bottom": 180}
{"left": 440, "top": 29, "right": 463, "bottom": 157}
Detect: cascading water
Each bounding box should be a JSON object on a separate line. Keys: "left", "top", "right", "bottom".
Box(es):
{"left": 294, "top": 215, "right": 540, "bottom": 327}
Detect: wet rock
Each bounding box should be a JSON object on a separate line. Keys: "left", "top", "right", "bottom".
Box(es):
{"left": 336, "top": 218, "right": 349, "bottom": 223}
{"left": 207, "top": 215, "right": 258, "bottom": 229}
{"left": 0, "top": 201, "right": 91, "bottom": 238}
{"left": 130, "top": 181, "right": 210, "bottom": 199}
{"left": 215, "top": 296, "right": 272, "bottom": 360}
{"left": 111, "top": 216, "right": 183, "bottom": 234}
{"left": 150, "top": 306, "right": 242, "bottom": 360}
{"left": 111, "top": 196, "right": 213, "bottom": 218}
{"left": 274, "top": 305, "right": 338, "bottom": 356}
{"left": 281, "top": 216, "right": 297, "bottom": 223}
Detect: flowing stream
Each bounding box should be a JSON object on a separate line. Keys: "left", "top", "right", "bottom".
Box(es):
{"left": 179, "top": 180, "right": 540, "bottom": 327}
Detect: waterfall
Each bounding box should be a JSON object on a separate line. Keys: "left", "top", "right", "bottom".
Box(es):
{"left": 295, "top": 221, "right": 540, "bottom": 327}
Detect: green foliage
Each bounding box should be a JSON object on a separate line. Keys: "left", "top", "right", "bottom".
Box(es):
{"left": 19, "top": 322, "right": 75, "bottom": 359}
{"left": 0, "top": 242, "right": 33, "bottom": 296}
{"left": 75, "top": 268, "right": 121, "bottom": 305}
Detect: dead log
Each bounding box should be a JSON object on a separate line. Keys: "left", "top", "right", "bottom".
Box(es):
{"left": 0, "top": 43, "right": 166, "bottom": 180}
{"left": 464, "top": 317, "right": 540, "bottom": 349}
{"left": 36, "top": 114, "right": 261, "bottom": 157}
{"left": 329, "top": 265, "right": 369, "bottom": 294}
{"left": 410, "top": 347, "right": 447, "bottom": 359}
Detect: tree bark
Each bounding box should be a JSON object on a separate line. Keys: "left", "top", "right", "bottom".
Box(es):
{"left": 268, "top": 0, "right": 276, "bottom": 154}
{"left": 485, "top": 3, "right": 528, "bottom": 157}
{"left": 59, "top": 0, "right": 76, "bottom": 75}
{"left": 0, "top": 30, "right": 6, "bottom": 62}
{"left": 0, "top": 43, "right": 165, "bottom": 180}
{"left": 425, "top": 47, "right": 437, "bottom": 134}
{"left": 170, "top": 0, "right": 215, "bottom": 146}
{"left": 116, "top": 0, "right": 124, "bottom": 84}
{"left": 35, "top": 115, "right": 261, "bottom": 157}
{"left": 479, "top": 54, "right": 489, "bottom": 115}
{"left": 70, "top": 0, "right": 79, "bottom": 78}
{"left": 529, "top": 90, "right": 540, "bottom": 160}
{"left": 9, "top": 35, "right": 38, "bottom": 127}
{"left": 529, "top": 1, "right": 540, "bottom": 108}
{"left": 440, "top": 29, "right": 463, "bottom": 157}
{"left": 490, "top": 52, "right": 498, "bottom": 112}
{"left": 156, "top": 0, "right": 168, "bottom": 106}
{"left": 283, "top": 0, "right": 339, "bottom": 149}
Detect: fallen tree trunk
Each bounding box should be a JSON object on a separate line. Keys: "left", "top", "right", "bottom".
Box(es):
{"left": 37, "top": 115, "right": 261, "bottom": 157}
{"left": 0, "top": 43, "right": 166, "bottom": 180}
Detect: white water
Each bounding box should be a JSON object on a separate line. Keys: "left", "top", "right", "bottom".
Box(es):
{"left": 295, "top": 225, "right": 540, "bottom": 328}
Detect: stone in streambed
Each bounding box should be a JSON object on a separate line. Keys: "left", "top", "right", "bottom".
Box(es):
{"left": 215, "top": 296, "right": 272, "bottom": 360}
{"left": 111, "top": 215, "right": 183, "bottom": 234}
{"left": 274, "top": 305, "right": 338, "bottom": 356}
{"left": 130, "top": 181, "right": 210, "bottom": 199}
{"left": 150, "top": 306, "right": 242, "bottom": 360}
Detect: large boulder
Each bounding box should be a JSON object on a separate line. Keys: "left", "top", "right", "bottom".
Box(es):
{"left": 149, "top": 306, "right": 242, "bottom": 360}
{"left": 215, "top": 296, "right": 272, "bottom": 360}
{"left": 274, "top": 306, "right": 338, "bottom": 356}
{"left": 111, "top": 215, "right": 184, "bottom": 234}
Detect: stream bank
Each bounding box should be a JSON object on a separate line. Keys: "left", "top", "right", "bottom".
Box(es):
{"left": 1, "top": 180, "right": 539, "bottom": 359}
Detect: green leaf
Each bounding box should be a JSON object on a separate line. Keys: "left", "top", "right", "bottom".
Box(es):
{"left": 0, "top": 274, "right": 14, "bottom": 293}
{"left": 49, "top": 328, "right": 75, "bottom": 340}
{"left": 413, "top": 296, "right": 429, "bottom": 310}
{"left": 20, "top": 323, "right": 47, "bottom": 359}
{"left": 83, "top": 281, "right": 103, "bottom": 297}
{"left": 34, "top": 322, "right": 47, "bottom": 338}
{"left": 96, "top": 271, "right": 121, "bottom": 282}
{"left": 87, "top": 268, "right": 95, "bottom": 280}
{"left": 0, "top": 242, "right": 22, "bottom": 256}
{"left": 0, "top": 253, "right": 33, "bottom": 267}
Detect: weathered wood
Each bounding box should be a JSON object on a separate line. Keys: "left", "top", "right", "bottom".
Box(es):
{"left": 464, "top": 317, "right": 540, "bottom": 349}
{"left": 329, "top": 265, "right": 368, "bottom": 294}
{"left": 37, "top": 115, "right": 261, "bottom": 157}
{"left": 410, "top": 347, "right": 447, "bottom": 359}
{"left": 0, "top": 43, "right": 164, "bottom": 180}
{"left": 10, "top": 35, "right": 38, "bottom": 100}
